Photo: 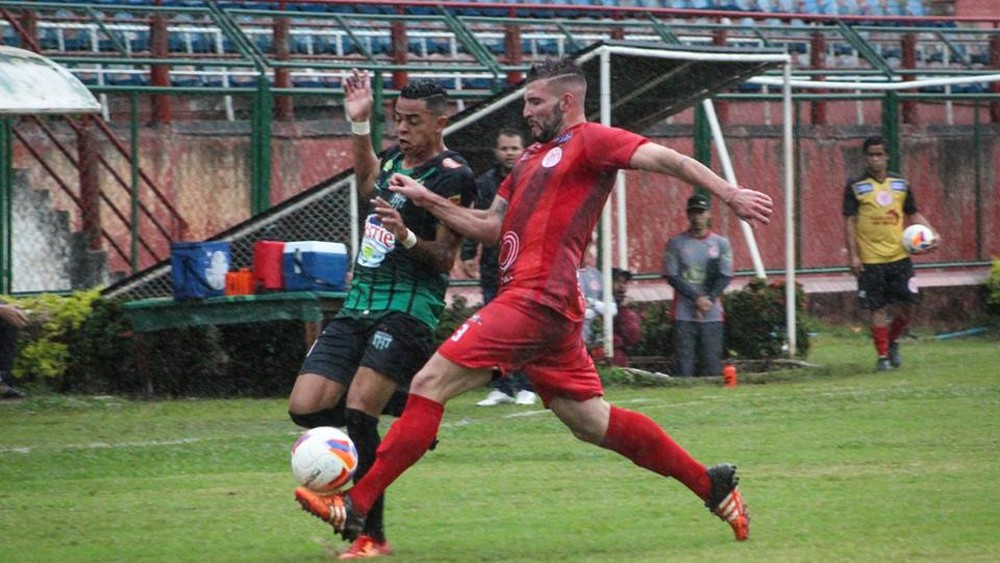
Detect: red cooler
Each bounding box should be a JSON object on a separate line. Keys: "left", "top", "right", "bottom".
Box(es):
{"left": 253, "top": 240, "right": 285, "bottom": 291}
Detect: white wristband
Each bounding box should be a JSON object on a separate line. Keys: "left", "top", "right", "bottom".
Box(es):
{"left": 349, "top": 119, "right": 370, "bottom": 136}
{"left": 401, "top": 229, "right": 417, "bottom": 249}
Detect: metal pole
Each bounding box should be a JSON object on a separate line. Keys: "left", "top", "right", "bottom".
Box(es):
{"left": 783, "top": 62, "right": 797, "bottom": 357}
{"left": 130, "top": 92, "right": 140, "bottom": 273}
{"left": 615, "top": 172, "right": 627, "bottom": 270}
{"left": 599, "top": 48, "right": 614, "bottom": 361}
{"left": 701, "top": 99, "right": 766, "bottom": 279}
{"left": 974, "top": 99, "right": 983, "bottom": 260}
{"left": 0, "top": 118, "right": 10, "bottom": 293}
{"left": 252, "top": 76, "right": 273, "bottom": 215}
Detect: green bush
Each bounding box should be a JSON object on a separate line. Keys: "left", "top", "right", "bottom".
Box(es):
{"left": 434, "top": 294, "right": 479, "bottom": 344}
{"left": 7, "top": 280, "right": 811, "bottom": 397}
{"left": 631, "top": 300, "right": 674, "bottom": 357}
{"left": 723, "top": 277, "right": 811, "bottom": 359}
{"left": 7, "top": 289, "right": 101, "bottom": 385}
{"left": 62, "top": 297, "right": 140, "bottom": 394}
{"left": 987, "top": 258, "right": 1000, "bottom": 314}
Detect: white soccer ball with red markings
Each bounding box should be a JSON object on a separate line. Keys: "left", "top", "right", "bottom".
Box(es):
{"left": 902, "top": 224, "right": 936, "bottom": 254}
{"left": 291, "top": 426, "right": 358, "bottom": 494}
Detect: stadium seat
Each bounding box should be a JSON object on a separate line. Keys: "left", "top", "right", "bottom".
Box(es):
{"left": 310, "top": 32, "right": 336, "bottom": 55}
{"left": 107, "top": 66, "right": 149, "bottom": 86}
{"left": 369, "top": 35, "right": 392, "bottom": 55}
{"left": 250, "top": 29, "right": 274, "bottom": 54}
{"left": 479, "top": 36, "right": 506, "bottom": 56}
{"left": 291, "top": 72, "right": 325, "bottom": 89}
{"left": 463, "top": 76, "right": 495, "bottom": 89}
{"left": 426, "top": 37, "right": 452, "bottom": 55}
{"left": 524, "top": 3, "right": 556, "bottom": 18}
{"left": 38, "top": 24, "right": 61, "bottom": 50}
{"left": 201, "top": 70, "right": 225, "bottom": 88}
{"left": 170, "top": 68, "right": 204, "bottom": 88}
{"left": 72, "top": 66, "right": 100, "bottom": 86}
{"left": 468, "top": 0, "right": 508, "bottom": 17}
{"left": 407, "top": 37, "right": 426, "bottom": 57}
{"left": 833, "top": 43, "right": 853, "bottom": 56}
{"left": 290, "top": 32, "right": 313, "bottom": 55}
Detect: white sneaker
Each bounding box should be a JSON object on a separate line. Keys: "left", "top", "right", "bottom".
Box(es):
{"left": 477, "top": 389, "right": 514, "bottom": 406}
{"left": 514, "top": 390, "right": 537, "bottom": 405}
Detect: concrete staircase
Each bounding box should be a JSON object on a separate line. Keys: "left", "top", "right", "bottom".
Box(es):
{"left": 10, "top": 169, "right": 110, "bottom": 293}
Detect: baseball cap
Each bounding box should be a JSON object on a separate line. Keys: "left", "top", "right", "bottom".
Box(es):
{"left": 686, "top": 194, "right": 711, "bottom": 211}
{"left": 612, "top": 267, "right": 632, "bottom": 281}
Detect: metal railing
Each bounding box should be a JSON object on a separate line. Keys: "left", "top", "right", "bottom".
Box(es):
{"left": 1, "top": 0, "right": 997, "bottom": 294}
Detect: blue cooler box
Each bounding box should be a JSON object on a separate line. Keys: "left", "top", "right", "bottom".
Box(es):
{"left": 282, "top": 241, "right": 348, "bottom": 291}
{"left": 170, "top": 241, "right": 231, "bottom": 300}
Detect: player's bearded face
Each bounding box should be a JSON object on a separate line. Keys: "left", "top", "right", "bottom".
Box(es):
{"left": 533, "top": 105, "right": 564, "bottom": 143}
{"left": 523, "top": 82, "right": 565, "bottom": 144}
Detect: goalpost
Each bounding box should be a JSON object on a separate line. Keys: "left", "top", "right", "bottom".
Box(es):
{"left": 581, "top": 45, "right": 1000, "bottom": 364}
{"left": 577, "top": 44, "right": 794, "bottom": 361}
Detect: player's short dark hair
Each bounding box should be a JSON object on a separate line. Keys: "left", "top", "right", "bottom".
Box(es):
{"left": 863, "top": 136, "right": 887, "bottom": 152}
{"left": 494, "top": 127, "right": 525, "bottom": 146}
{"left": 400, "top": 79, "right": 449, "bottom": 115}
{"left": 526, "top": 56, "right": 586, "bottom": 88}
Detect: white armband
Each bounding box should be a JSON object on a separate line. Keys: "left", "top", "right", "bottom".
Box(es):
{"left": 349, "top": 119, "right": 371, "bottom": 136}
{"left": 401, "top": 229, "right": 417, "bottom": 249}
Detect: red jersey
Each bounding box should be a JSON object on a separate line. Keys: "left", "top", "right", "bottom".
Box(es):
{"left": 495, "top": 122, "right": 647, "bottom": 321}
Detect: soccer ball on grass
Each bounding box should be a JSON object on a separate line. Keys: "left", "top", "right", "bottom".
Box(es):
{"left": 290, "top": 426, "right": 358, "bottom": 494}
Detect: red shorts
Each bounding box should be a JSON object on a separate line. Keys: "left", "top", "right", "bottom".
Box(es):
{"left": 438, "top": 292, "right": 604, "bottom": 407}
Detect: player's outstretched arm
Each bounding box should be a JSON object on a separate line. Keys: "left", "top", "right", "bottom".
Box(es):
{"left": 629, "top": 143, "right": 773, "bottom": 225}
{"left": 343, "top": 68, "right": 379, "bottom": 199}
{"left": 387, "top": 173, "right": 504, "bottom": 245}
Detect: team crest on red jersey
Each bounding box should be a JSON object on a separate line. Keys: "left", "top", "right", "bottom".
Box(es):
{"left": 542, "top": 147, "right": 563, "bottom": 168}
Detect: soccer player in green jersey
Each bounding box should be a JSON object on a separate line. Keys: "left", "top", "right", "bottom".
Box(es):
{"left": 287, "top": 69, "right": 475, "bottom": 559}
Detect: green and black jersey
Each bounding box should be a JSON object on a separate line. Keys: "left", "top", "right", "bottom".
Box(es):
{"left": 340, "top": 146, "right": 475, "bottom": 328}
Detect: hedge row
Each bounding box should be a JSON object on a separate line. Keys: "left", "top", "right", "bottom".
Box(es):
{"left": 5, "top": 278, "right": 812, "bottom": 397}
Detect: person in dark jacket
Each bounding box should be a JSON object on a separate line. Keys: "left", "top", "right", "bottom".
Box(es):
{"left": 461, "top": 128, "right": 538, "bottom": 406}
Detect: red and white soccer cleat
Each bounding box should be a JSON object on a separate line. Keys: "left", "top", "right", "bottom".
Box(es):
{"left": 294, "top": 487, "right": 365, "bottom": 541}
{"left": 339, "top": 534, "right": 393, "bottom": 559}
{"left": 706, "top": 463, "right": 750, "bottom": 541}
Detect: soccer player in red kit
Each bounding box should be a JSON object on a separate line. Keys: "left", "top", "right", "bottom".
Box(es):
{"left": 295, "top": 56, "right": 773, "bottom": 550}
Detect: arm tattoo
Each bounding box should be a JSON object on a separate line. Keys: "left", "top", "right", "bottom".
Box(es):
{"left": 493, "top": 199, "right": 508, "bottom": 221}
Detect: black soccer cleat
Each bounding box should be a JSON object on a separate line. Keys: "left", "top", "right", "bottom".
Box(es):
{"left": 888, "top": 341, "right": 902, "bottom": 368}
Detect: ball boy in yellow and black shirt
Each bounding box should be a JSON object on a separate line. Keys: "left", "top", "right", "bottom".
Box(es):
{"left": 843, "top": 136, "right": 939, "bottom": 372}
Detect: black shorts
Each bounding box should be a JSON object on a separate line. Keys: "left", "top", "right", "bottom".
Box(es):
{"left": 857, "top": 258, "right": 919, "bottom": 310}
{"left": 299, "top": 312, "right": 435, "bottom": 390}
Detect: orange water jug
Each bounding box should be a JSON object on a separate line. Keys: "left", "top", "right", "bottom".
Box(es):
{"left": 225, "top": 268, "right": 254, "bottom": 296}
{"left": 723, "top": 364, "right": 738, "bottom": 388}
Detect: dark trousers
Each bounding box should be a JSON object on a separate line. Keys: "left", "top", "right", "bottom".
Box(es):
{"left": 0, "top": 320, "right": 17, "bottom": 373}
{"left": 672, "top": 320, "right": 724, "bottom": 377}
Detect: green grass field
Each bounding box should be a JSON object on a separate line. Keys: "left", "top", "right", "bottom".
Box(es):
{"left": 1, "top": 329, "right": 999, "bottom": 562}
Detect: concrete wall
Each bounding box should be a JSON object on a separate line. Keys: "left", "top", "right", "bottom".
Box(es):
{"left": 11, "top": 105, "right": 998, "bottom": 285}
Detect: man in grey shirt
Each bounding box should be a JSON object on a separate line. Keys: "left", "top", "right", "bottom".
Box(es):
{"left": 663, "top": 194, "right": 733, "bottom": 377}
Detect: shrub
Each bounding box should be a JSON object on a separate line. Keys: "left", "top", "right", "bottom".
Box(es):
{"left": 434, "top": 294, "right": 479, "bottom": 344}
{"left": 723, "top": 277, "right": 811, "bottom": 359}
{"left": 987, "top": 258, "right": 1000, "bottom": 314}
{"left": 631, "top": 300, "right": 673, "bottom": 357}
{"left": 62, "top": 296, "right": 140, "bottom": 394}
{"left": 8, "top": 289, "right": 102, "bottom": 386}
